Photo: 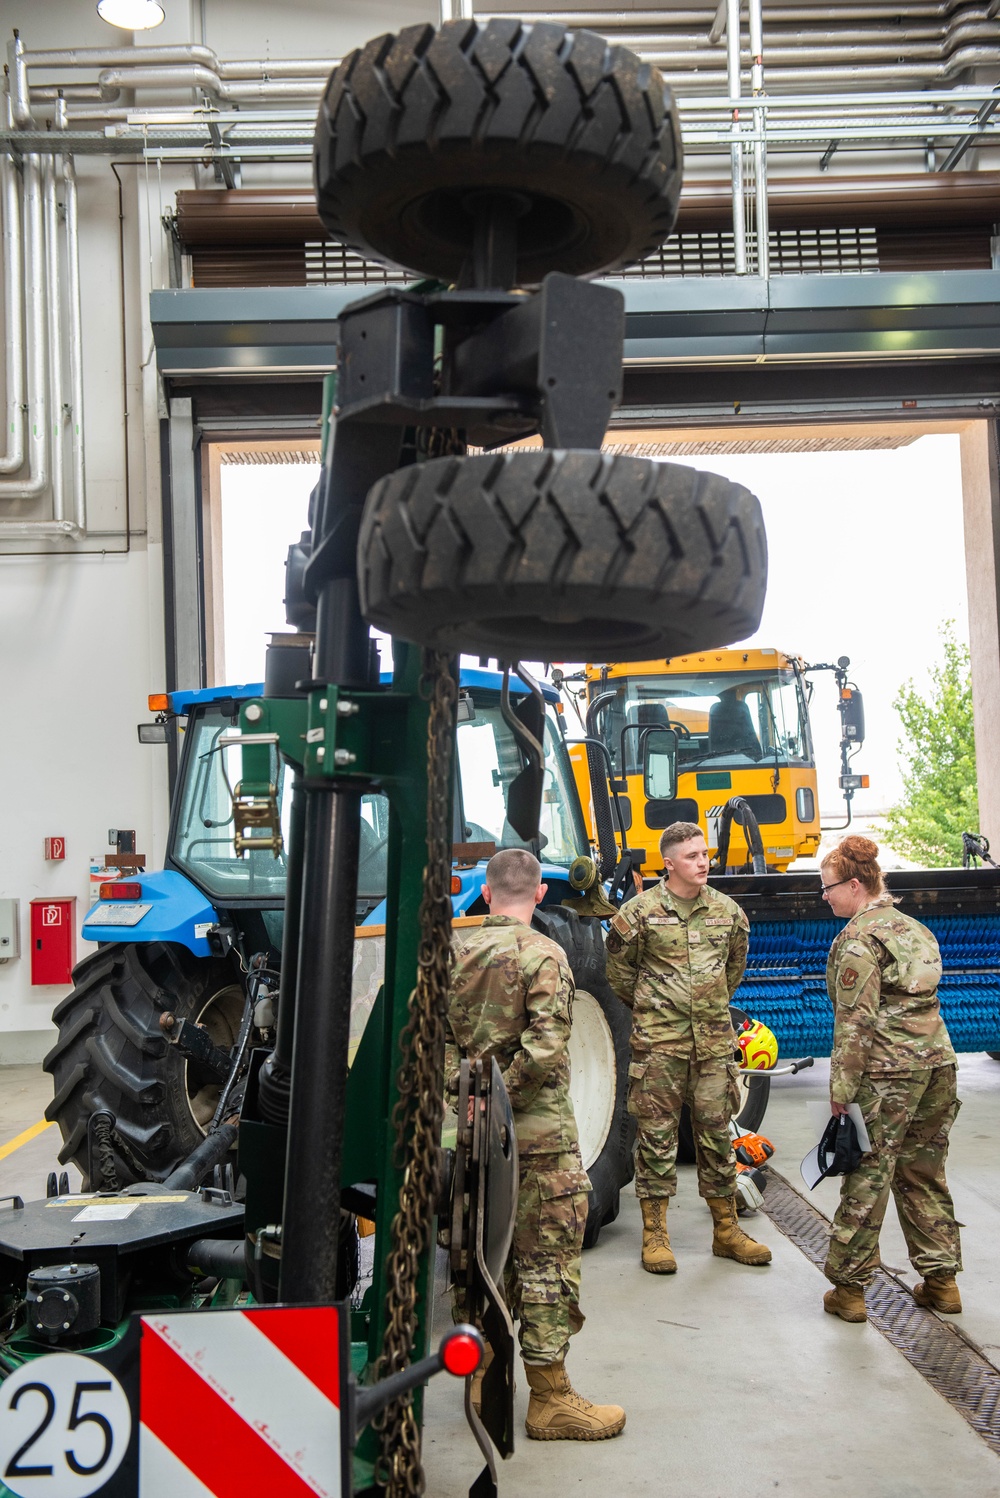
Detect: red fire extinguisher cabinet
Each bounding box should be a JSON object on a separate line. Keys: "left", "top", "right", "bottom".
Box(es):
{"left": 30, "top": 897, "right": 77, "bottom": 985}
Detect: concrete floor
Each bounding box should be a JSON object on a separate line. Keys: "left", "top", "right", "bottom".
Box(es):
{"left": 423, "top": 1056, "right": 1000, "bottom": 1497}
{"left": 3, "top": 1058, "right": 1000, "bottom": 1495}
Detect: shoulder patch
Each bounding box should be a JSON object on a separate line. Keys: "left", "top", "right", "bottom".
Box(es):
{"left": 839, "top": 967, "right": 859, "bottom": 990}
{"left": 606, "top": 929, "right": 626, "bottom": 955}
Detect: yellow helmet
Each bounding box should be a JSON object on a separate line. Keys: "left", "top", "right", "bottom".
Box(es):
{"left": 736, "top": 1019, "right": 778, "bottom": 1071}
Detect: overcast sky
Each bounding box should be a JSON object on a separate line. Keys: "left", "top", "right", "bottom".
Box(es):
{"left": 221, "top": 433, "right": 969, "bottom": 821}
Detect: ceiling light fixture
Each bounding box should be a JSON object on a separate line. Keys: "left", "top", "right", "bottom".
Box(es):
{"left": 97, "top": 0, "right": 165, "bottom": 29}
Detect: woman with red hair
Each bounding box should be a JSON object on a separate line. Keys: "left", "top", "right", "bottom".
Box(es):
{"left": 818, "top": 835, "right": 962, "bottom": 1323}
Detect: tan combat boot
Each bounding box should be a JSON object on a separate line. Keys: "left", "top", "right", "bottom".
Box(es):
{"left": 823, "top": 1284, "right": 868, "bottom": 1322}
{"left": 639, "top": 1197, "right": 677, "bottom": 1274}
{"left": 524, "top": 1361, "right": 626, "bottom": 1441}
{"left": 913, "top": 1275, "right": 962, "bottom": 1314}
{"left": 707, "top": 1196, "right": 772, "bottom": 1265}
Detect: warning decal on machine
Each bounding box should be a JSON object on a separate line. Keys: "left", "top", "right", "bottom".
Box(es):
{"left": 139, "top": 1307, "right": 345, "bottom": 1497}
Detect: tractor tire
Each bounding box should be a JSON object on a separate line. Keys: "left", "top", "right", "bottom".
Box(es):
{"left": 43, "top": 942, "right": 245, "bottom": 1188}
{"left": 358, "top": 451, "right": 767, "bottom": 659}
{"left": 314, "top": 19, "right": 682, "bottom": 283}
{"left": 532, "top": 906, "right": 634, "bottom": 1250}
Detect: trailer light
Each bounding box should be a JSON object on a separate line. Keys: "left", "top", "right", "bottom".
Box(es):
{"left": 148, "top": 693, "right": 169, "bottom": 712}
{"left": 99, "top": 882, "right": 142, "bottom": 900}
{"left": 451, "top": 876, "right": 462, "bottom": 895}
{"left": 440, "top": 1327, "right": 484, "bottom": 1378}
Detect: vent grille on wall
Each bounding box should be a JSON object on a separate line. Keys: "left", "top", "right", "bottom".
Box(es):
{"left": 304, "top": 242, "right": 409, "bottom": 286}
{"left": 620, "top": 226, "right": 880, "bottom": 279}
{"left": 296, "top": 227, "right": 879, "bottom": 285}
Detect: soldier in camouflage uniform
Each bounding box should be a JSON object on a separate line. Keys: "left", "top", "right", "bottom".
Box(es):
{"left": 820, "top": 835, "right": 963, "bottom": 1322}
{"left": 605, "top": 822, "right": 771, "bottom": 1272}
{"left": 446, "top": 847, "right": 626, "bottom": 1441}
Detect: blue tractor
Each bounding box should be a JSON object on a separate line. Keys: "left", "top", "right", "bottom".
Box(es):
{"left": 44, "top": 658, "right": 644, "bottom": 1248}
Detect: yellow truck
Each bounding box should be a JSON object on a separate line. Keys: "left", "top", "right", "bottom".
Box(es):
{"left": 565, "top": 648, "right": 866, "bottom": 874}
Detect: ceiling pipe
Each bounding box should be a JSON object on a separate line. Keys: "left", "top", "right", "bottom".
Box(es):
{"left": 725, "top": 0, "right": 747, "bottom": 274}
{"left": 96, "top": 64, "right": 227, "bottom": 102}
{"left": 749, "top": 0, "right": 769, "bottom": 278}
{"left": 0, "top": 154, "right": 48, "bottom": 502}
{"left": 479, "top": 3, "right": 996, "bottom": 23}
{"left": 62, "top": 152, "right": 86, "bottom": 534}
{"left": 0, "top": 154, "right": 25, "bottom": 474}
{"left": 22, "top": 44, "right": 218, "bottom": 69}
{"left": 41, "top": 154, "right": 65, "bottom": 525}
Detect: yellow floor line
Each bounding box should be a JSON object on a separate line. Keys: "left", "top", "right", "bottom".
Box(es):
{"left": 0, "top": 1118, "right": 53, "bottom": 1161}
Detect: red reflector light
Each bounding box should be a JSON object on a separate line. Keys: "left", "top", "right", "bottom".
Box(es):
{"left": 441, "top": 1328, "right": 483, "bottom": 1378}
{"left": 148, "top": 693, "right": 169, "bottom": 712}
{"left": 99, "top": 882, "right": 142, "bottom": 901}
{"left": 450, "top": 876, "right": 462, "bottom": 895}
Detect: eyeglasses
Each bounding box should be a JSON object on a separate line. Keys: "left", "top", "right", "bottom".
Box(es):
{"left": 820, "top": 877, "right": 854, "bottom": 894}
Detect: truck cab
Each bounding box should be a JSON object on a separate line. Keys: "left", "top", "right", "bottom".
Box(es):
{"left": 571, "top": 649, "right": 822, "bottom": 873}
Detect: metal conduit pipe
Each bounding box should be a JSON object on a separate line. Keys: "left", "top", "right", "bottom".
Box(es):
{"left": 749, "top": 0, "right": 769, "bottom": 279}
{"left": 589, "top": 16, "right": 999, "bottom": 51}
{"left": 0, "top": 154, "right": 47, "bottom": 502}
{"left": 41, "top": 156, "right": 65, "bottom": 525}
{"left": 0, "top": 154, "right": 25, "bottom": 474}
{"left": 29, "top": 86, "right": 107, "bottom": 103}
{"left": 216, "top": 58, "right": 339, "bottom": 78}
{"left": 62, "top": 153, "right": 85, "bottom": 534}
{"left": 725, "top": 0, "right": 746, "bottom": 275}
{"left": 479, "top": 3, "right": 996, "bottom": 23}
{"left": 96, "top": 65, "right": 227, "bottom": 102}
{"left": 636, "top": 36, "right": 1000, "bottom": 69}
{"left": 21, "top": 44, "right": 218, "bottom": 69}
{"left": 92, "top": 67, "right": 329, "bottom": 104}
{"left": 223, "top": 79, "right": 330, "bottom": 100}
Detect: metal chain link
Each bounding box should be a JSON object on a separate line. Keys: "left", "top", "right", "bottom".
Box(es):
{"left": 374, "top": 649, "right": 457, "bottom": 1495}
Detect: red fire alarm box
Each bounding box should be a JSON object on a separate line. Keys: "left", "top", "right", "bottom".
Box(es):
{"left": 43, "top": 836, "right": 66, "bottom": 860}
{"left": 30, "top": 897, "right": 77, "bottom": 985}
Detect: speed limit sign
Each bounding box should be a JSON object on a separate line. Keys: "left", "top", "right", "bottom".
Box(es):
{"left": 0, "top": 1354, "right": 132, "bottom": 1498}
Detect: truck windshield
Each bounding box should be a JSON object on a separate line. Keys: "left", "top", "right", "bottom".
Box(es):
{"left": 456, "top": 699, "right": 586, "bottom": 869}
{"left": 170, "top": 693, "right": 585, "bottom": 904}
{"left": 601, "top": 670, "right": 812, "bottom": 776}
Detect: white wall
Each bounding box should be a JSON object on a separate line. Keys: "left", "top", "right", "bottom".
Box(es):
{"left": 0, "top": 0, "right": 427, "bottom": 1059}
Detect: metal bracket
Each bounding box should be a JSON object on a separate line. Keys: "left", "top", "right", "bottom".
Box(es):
{"left": 232, "top": 786, "right": 283, "bottom": 857}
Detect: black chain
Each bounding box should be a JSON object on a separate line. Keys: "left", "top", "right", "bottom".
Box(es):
{"left": 374, "top": 650, "right": 457, "bottom": 1495}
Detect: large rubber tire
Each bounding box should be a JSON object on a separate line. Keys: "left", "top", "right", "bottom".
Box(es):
{"left": 358, "top": 451, "right": 767, "bottom": 659}
{"left": 43, "top": 942, "right": 244, "bottom": 1188}
{"left": 531, "top": 906, "right": 634, "bottom": 1250}
{"left": 314, "top": 19, "right": 682, "bottom": 283}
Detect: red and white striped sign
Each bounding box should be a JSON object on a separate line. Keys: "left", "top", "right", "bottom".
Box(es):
{"left": 139, "top": 1307, "right": 344, "bottom": 1498}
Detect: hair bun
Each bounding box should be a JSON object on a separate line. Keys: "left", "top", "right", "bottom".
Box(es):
{"left": 840, "top": 834, "right": 879, "bottom": 862}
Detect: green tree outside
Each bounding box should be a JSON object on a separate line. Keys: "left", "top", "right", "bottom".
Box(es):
{"left": 884, "top": 624, "right": 978, "bottom": 868}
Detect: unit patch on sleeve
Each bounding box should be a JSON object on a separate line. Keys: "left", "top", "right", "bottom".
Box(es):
{"left": 839, "top": 967, "right": 859, "bottom": 990}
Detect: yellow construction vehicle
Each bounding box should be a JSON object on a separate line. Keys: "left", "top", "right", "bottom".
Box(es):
{"left": 563, "top": 649, "right": 867, "bottom": 874}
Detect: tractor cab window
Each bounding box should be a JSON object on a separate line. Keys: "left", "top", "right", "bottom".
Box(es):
{"left": 456, "top": 697, "right": 586, "bottom": 868}
{"left": 169, "top": 704, "right": 389, "bottom": 905}
{"left": 599, "top": 670, "right": 812, "bottom": 777}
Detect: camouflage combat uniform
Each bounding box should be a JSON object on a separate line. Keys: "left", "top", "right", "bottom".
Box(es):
{"left": 824, "top": 894, "right": 962, "bottom": 1289}
{"left": 605, "top": 882, "right": 749, "bottom": 1200}
{"left": 446, "top": 915, "right": 588, "bottom": 1366}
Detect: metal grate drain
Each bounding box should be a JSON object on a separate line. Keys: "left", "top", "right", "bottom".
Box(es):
{"left": 762, "top": 1169, "right": 1000, "bottom": 1458}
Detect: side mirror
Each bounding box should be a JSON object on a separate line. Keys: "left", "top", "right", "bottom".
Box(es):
{"left": 643, "top": 728, "right": 678, "bottom": 801}
{"left": 840, "top": 688, "right": 865, "bottom": 747}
